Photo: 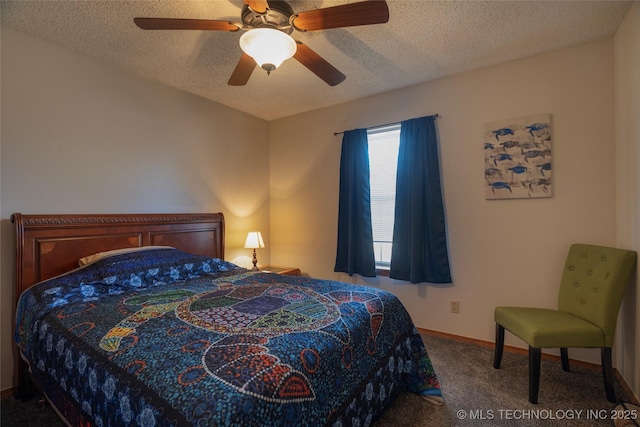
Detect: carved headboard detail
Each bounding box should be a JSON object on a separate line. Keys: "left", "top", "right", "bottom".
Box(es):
{"left": 12, "top": 212, "right": 225, "bottom": 300}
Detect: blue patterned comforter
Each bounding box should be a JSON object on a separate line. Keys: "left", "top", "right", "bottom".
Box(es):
{"left": 15, "top": 248, "right": 441, "bottom": 426}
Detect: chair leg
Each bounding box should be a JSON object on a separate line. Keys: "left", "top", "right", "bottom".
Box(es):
{"left": 601, "top": 347, "right": 616, "bottom": 403}
{"left": 561, "top": 348, "right": 570, "bottom": 372}
{"left": 493, "top": 324, "right": 504, "bottom": 369}
{"left": 529, "top": 347, "right": 541, "bottom": 404}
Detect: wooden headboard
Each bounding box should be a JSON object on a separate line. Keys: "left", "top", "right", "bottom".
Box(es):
{"left": 12, "top": 212, "right": 225, "bottom": 301}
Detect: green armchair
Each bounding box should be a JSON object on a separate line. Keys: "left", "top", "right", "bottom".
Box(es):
{"left": 493, "top": 244, "right": 637, "bottom": 404}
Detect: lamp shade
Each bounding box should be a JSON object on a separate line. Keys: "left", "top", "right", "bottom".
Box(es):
{"left": 244, "top": 231, "right": 265, "bottom": 249}
{"left": 239, "top": 28, "right": 296, "bottom": 72}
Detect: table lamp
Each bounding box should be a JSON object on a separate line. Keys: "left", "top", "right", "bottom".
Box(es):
{"left": 244, "top": 231, "right": 265, "bottom": 271}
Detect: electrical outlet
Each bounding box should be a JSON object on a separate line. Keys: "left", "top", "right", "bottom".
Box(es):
{"left": 450, "top": 300, "right": 460, "bottom": 314}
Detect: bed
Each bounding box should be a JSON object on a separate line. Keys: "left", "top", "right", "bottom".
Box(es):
{"left": 12, "top": 212, "right": 442, "bottom": 426}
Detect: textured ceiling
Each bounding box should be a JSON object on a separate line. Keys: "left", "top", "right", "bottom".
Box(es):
{"left": 1, "top": 1, "right": 633, "bottom": 121}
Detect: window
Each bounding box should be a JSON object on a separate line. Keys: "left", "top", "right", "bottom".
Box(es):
{"left": 367, "top": 125, "right": 401, "bottom": 270}
{"left": 335, "top": 115, "right": 450, "bottom": 283}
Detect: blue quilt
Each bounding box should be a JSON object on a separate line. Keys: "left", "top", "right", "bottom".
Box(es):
{"left": 15, "top": 248, "right": 441, "bottom": 426}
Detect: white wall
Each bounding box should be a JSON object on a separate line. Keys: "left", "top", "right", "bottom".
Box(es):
{"left": 614, "top": 1, "right": 640, "bottom": 401}
{"left": 0, "top": 27, "right": 270, "bottom": 392}
{"left": 270, "top": 38, "right": 619, "bottom": 368}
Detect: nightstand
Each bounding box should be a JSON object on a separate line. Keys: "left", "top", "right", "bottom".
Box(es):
{"left": 260, "top": 265, "right": 301, "bottom": 276}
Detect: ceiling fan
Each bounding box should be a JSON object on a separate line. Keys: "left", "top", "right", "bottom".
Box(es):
{"left": 134, "top": 0, "right": 389, "bottom": 86}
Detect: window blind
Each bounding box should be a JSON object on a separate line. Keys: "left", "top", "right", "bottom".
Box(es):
{"left": 367, "top": 125, "right": 401, "bottom": 266}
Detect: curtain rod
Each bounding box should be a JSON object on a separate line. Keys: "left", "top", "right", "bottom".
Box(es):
{"left": 333, "top": 114, "right": 439, "bottom": 136}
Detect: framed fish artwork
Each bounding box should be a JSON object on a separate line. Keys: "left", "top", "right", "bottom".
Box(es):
{"left": 484, "top": 113, "right": 552, "bottom": 199}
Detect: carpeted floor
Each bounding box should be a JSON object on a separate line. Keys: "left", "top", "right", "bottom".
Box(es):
{"left": 1, "top": 332, "right": 635, "bottom": 426}
{"left": 376, "top": 332, "right": 633, "bottom": 426}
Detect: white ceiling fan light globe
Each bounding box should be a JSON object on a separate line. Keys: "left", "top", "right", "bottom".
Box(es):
{"left": 239, "top": 28, "right": 297, "bottom": 73}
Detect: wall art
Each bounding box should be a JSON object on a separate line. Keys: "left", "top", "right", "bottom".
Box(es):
{"left": 484, "top": 113, "right": 551, "bottom": 199}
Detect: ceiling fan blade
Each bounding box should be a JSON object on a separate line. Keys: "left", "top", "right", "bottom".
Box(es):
{"left": 134, "top": 18, "right": 239, "bottom": 32}
{"left": 293, "top": 42, "right": 346, "bottom": 86}
{"left": 228, "top": 53, "right": 257, "bottom": 86}
{"left": 292, "top": 1, "right": 389, "bottom": 32}
{"left": 244, "top": 0, "right": 269, "bottom": 14}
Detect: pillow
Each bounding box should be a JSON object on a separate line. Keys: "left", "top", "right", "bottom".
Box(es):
{"left": 78, "top": 246, "right": 174, "bottom": 266}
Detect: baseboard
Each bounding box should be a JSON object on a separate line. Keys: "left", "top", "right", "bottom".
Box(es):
{"left": 615, "top": 371, "right": 640, "bottom": 407}
{"left": 1, "top": 387, "right": 15, "bottom": 399}
{"left": 417, "top": 327, "right": 640, "bottom": 406}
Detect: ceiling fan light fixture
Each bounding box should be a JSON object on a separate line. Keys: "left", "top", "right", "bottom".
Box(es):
{"left": 239, "top": 28, "right": 296, "bottom": 74}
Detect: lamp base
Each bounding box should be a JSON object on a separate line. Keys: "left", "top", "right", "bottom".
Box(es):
{"left": 251, "top": 249, "right": 259, "bottom": 271}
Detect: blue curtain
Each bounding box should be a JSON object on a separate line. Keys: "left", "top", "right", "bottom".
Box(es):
{"left": 334, "top": 129, "right": 376, "bottom": 277}
{"left": 390, "top": 116, "right": 451, "bottom": 284}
